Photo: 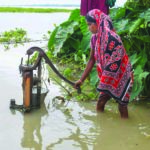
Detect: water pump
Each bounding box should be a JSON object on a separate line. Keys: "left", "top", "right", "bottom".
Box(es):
{"left": 10, "top": 46, "right": 81, "bottom": 112}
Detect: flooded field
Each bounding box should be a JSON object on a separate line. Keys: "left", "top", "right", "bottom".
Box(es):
{"left": 0, "top": 12, "right": 150, "bottom": 150}
{"left": 0, "top": 12, "right": 70, "bottom": 40}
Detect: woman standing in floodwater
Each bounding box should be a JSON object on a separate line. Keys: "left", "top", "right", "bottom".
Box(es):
{"left": 80, "top": 0, "right": 109, "bottom": 16}
{"left": 74, "top": 9, "right": 133, "bottom": 118}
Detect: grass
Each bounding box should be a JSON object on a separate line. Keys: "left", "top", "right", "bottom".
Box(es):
{"left": 0, "top": 7, "right": 72, "bottom": 13}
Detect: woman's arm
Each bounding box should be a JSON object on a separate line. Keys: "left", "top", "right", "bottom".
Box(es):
{"left": 74, "top": 49, "right": 95, "bottom": 88}
{"left": 80, "top": 48, "right": 95, "bottom": 82}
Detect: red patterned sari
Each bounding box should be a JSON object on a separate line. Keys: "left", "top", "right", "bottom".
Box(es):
{"left": 89, "top": 9, "right": 133, "bottom": 103}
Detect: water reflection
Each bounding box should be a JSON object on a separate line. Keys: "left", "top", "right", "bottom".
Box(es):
{"left": 1, "top": 44, "right": 150, "bottom": 149}
{"left": 21, "top": 103, "right": 47, "bottom": 150}
{"left": 19, "top": 96, "right": 150, "bottom": 150}
{"left": 42, "top": 98, "right": 100, "bottom": 150}
{"left": 93, "top": 101, "right": 150, "bottom": 150}
{"left": 4, "top": 86, "right": 150, "bottom": 150}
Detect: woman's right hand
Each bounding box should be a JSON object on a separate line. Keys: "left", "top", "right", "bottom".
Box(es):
{"left": 74, "top": 79, "right": 83, "bottom": 89}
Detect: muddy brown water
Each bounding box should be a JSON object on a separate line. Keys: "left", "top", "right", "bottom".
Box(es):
{"left": 0, "top": 43, "right": 150, "bottom": 150}
{"left": 0, "top": 13, "right": 150, "bottom": 150}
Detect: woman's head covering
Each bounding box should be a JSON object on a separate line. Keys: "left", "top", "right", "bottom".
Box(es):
{"left": 86, "top": 9, "right": 102, "bottom": 24}
{"left": 85, "top": 13, "right": 97, "bottom": 24}
{"left": 87, "top": 9, "right": 132, "bottom": 103}
{"left": 86, "top": 9, "right": 114, "bottom": 31}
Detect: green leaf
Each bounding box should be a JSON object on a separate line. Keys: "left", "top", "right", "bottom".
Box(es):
{"left": 53, "top": 21, "right": 79, "bottom": 56}
{"left": 132, "top": 35, "right": 150, "bottom": 43}
{"left": 74, "top": 54, "right": 78, "bottom": 61}
{"left": 90, "top": 67, "right": 99, "bottom": 86}
{"left": 113, "top": 19, "right": 129, "bottom": 35}
{"left": 105, "top": 0, "right": 116, "bottom": 8}
{"left": 129, "top": 53, "right": 140, "bottom": 66}
{"left": 68, "top": 38, "right": 80, "bottom": 50}
{"left": 80, "top": 16, "right": 91, "bottom": 52}
{"left": 141, "top": 8, "right": 150, "bottom": 23}
{"left": 80, "top": 34, "right": 91, "bottom": 52}
{"left": 139, "top": 72, "right": 149, "bottom": 79}
{"left": 82, "top": 54, "right": 87, "bottom": 64}
{"left": 130, "top": 80, "right": 143, "bottom": 101}
{"left": 134, "top": 65, "right": 143, "bottom": 75}
{"left": 129, "top": 18, "right": 145, "bottom": 34}
{"left": 113, "top": 7, "right": 126, "bottom": 19}
{"left": 130, "top": 65, "right": 149, "bottom": 101}
{"left": 137, "top": 50, "right": 147, "bottom": 69}
{"left": 68, "top": 9, "right": 80, "bottom": 21}
{"left": 63, "top": 68, "right": 72, "bottom": 78}
{"left": 48, "top": 26, "right": 58, "bottom": 49}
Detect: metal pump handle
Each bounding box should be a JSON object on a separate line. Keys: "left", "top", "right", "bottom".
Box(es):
{"left": 26, "top": 47, "right": 81, "bottom": 94}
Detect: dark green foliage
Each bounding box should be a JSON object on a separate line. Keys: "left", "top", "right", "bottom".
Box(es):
{"left": 105, "top": 0, "right": 116, "bottom": 8}
{"left": 48, "top": 0, "right": 150, "bottom": 101}
{"left": 48, "top": 9, "right": 90, "bottom": 60}
{"left": 111, "top": 0, "right": 150, "bottom": 101}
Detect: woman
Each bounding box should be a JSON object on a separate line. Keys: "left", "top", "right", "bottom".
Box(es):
{"left": 74, "top": 9, "right": 133, "bottom": 118}
{"left": 80, "top": 0, "right": 109, "bottom": 16}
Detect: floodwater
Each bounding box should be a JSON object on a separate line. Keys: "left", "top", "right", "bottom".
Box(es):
{"left": 0, "top": 13, "right": 150, "bottom": 150}
{"left": 0, "top": 12, "right": 70, "bottom": 40}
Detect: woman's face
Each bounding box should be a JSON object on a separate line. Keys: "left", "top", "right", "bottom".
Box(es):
{"left": 87, "top": 22, "right": 98, "bottom": 34}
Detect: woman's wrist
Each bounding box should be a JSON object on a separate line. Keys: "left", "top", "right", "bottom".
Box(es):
{"left": 79, "top": 79, "right": 83, "bottom": 84}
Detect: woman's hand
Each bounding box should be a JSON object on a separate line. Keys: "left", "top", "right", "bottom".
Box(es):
{"left": 74, "top": 79, "right": 83, "bottom": 89}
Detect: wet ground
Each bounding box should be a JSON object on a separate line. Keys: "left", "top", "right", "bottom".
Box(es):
{"left": 0, "top": 12, "right": 150, "bottom": 150}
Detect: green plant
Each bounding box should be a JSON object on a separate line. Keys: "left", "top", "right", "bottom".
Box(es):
{"left": 111, "top": 0, "right": 150, "bottom": 101}
{"left": 48, "top": 9, "right": 91, "bottom": 59}
{"left": 48, "top": 0, "right": 150, "bottom": 101}
{"left": 0, "top": 28, "right": 29, "bottom": 49}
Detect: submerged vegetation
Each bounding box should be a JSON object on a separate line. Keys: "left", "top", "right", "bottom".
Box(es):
{"left": 48, "top": 0, "right": 150, "bottom": 101}
{"left": 0, "top": 7, "right": 69, "bottom": 49}
{"left": 0, "top": 28, "right": 30, "bottom": 49}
